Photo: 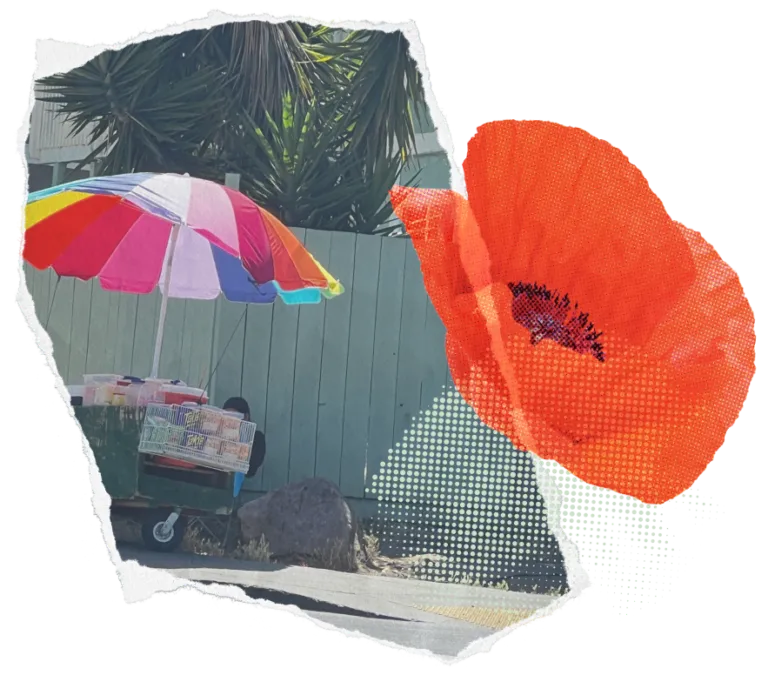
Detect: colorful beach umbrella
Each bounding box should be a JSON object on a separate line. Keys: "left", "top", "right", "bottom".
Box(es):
{"left": 24, "top": 172, "right": 344, "bottom": 377}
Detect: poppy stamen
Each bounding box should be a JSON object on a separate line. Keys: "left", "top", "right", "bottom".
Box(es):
{"left": 507, "top": 282, "right": 606, "bottom": 362}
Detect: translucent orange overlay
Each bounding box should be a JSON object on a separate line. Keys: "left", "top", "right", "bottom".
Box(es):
{"left": 390, "top": 120, "right": 755, "bottom": 504}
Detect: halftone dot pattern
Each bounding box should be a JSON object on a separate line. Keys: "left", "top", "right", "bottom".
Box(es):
{"left": 389, "top": 120, "right": 755, "bottom": 504}
{"left": 368, "top": 385, "right": 568, "bottom": 596}
{"left": 450, "top": 339, "right": 675, "bottom": 493}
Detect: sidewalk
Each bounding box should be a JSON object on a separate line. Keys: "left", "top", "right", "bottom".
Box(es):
{"left": 120, "top": 546, "right": 558, "bottom": 656}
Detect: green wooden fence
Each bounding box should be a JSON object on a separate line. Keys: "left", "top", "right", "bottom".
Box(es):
{"left": 23, "top": 228, "right": 451, "bottom": 503}
{"left": 22, "top": 110, "right": 569, "bottom": 588}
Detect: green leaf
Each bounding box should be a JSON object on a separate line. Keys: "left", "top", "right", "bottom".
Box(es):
{"left": 37, "top": 21, "right": 430, "bottom": 234}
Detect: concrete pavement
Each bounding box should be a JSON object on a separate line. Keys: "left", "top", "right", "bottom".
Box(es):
{"left": 119, "top": 546, "right": 559, "bottom": 656}
{"left": 302, "top": 611, "right": 496, "bottom": 657}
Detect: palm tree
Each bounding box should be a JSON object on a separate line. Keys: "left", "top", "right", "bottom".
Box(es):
{"left": 36, "top": 20, "right": 427, "bottom": 234}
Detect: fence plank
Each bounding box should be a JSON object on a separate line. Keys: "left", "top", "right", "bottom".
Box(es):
{"left": 85, "top": 285, "right": 115, "bottom": 374}
{"left": 158, "top": 298, "right": 186, "bottom": 380}
{"left": 103, "top": 290, "right": 122, "bottom": 373}
{"left": 260, "top": 230, "right": 306, "bottom": 492}
{"left": 240, "top": 302, "right": 274, "bottom": 492}
{"left": 315, "top": 231, "right": 356, "bottom": 486}
{"left": 178, "top": 301, "right": 196, "bottom": 386}
{"left": 421, "top": 299, "right": 449, "bottom": 410}
{"left": 20, "top": 264, "right": 35, "bottom": 334}
{"left": 46, "top": 276, "right": 75, "bottom": 382}
{"left": 67, "top": 280, "right": 93, "bottom": 383}
{"left": 131, "top": 290, "right": 159, "bottom": 377}
{"left": 34, "top": 269, "right": 52, "bottom": 328}
{"left": 32, "top": 268, "right": 52, "bottom": 326}
{"left": 114, "top": 293, "right": 138, "bottom": 376}
{"left": 186, "top": 299, "right": 216, "bottom": 392}
{"left": 393, "top": 245, "right": 429, "bottom": 445}
{"left": 24, "top": 263, "right": 43, "bottom": 316}
{"left": 210, "top": 297, "right": 247, "bottom": 406}
{"left": 288, "top": 229, "right": 331, "bottom": 484}
{"left": 339, "top": 234, "right": 382, "bottom": 498}
{"left": 365, "top": 238, "right": 407, "bottom": 494}
{"left": 261, "top": 301, "right": 301, "bottom": 491}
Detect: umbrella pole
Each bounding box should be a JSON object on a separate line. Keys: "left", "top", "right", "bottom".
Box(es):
{"left": 150, "top": 223, "right": 181, "bottom": 379}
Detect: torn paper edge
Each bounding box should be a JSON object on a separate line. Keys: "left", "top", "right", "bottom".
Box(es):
{"left": 19, "top": 11, "right": 498, "bottom": 665}
{"left": 17, "top": 12, "right": 759, "bottom": 656}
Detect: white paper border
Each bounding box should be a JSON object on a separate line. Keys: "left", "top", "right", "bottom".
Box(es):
{"left": 16, "top": 10, "right": 759, "bottom": 670}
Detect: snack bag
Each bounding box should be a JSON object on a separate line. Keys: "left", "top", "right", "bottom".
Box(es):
{"left": 179, "top": 405, "right": 202, "bottom": 430}
{"left": 182, "top": 431, "right": 206, "bottom": 452}
{"left": 167, "top": 427, "right": 185, "bottom": 448}
{"left": 221, "top": 441, "right": 250, "bottom": 461}
{"left": 203, "top": 437, "right": 223, "bottom": 457}
{"left": 200, "top": 408, "right": 222, "bottom": 435}
{"left": 235, "top": 442, "right": 250, "bottom": 461}
{"left": 219, "top": 414, "right": 242, "bottom": 442}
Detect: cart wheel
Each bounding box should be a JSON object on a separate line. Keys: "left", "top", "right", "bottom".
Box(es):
{"left": 141, "top": 509, "right": 186, "bottom": 552}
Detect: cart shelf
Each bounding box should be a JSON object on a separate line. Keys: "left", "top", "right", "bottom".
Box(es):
{"left": 75, "top": 406, "right": 235, "bottom": 514}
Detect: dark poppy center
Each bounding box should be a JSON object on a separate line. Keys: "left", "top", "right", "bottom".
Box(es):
{"left": 507, "top": 282, "right": 606, "bottom": 362}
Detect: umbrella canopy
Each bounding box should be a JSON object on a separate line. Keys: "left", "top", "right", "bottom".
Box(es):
{"left": 24, "top": 172, "right": 345, "bottom": 378}
{"left": 24, "top": 172, "right": 343, "bottom": 305}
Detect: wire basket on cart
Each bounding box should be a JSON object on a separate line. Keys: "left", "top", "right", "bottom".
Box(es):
{"left": 139, "top": 403, "right": 255, "bottom": 473}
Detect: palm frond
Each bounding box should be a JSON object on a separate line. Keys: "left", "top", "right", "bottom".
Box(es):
{"left": 35, "top": 21, "right": 431, "bottom": 234}
{"left": 334, "top": 30, "right": 426, "bottom": 165}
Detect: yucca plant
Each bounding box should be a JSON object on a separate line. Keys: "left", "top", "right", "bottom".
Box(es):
{"left": 35, "top": 20, "right": 428, "bottom": 234}
{"left": 232, "top": 95, "right": 360, "bottom": 230}
{"left": 36, "top": 38, "right": 225, "bottom": 176}
{"left": 230, "top": 94, "right": 420, "bottom": 234}
{"left": 330, "top": 30, "right": 426, "bottom": 167}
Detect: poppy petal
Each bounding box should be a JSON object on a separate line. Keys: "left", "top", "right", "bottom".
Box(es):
{"left": 390, "top": 185, "right": 541, "bottom": 453}
{"left": 389, "top": 186, "right": 474, "bottom": 326}
{"left": 464, "top": 120, "right": 698, "bottom": 346}
{"left": 390, "top": 122, "right": 756, "bottom": 504}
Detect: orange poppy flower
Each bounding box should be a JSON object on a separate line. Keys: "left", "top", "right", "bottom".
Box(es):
{"left": 390, "top": 120, "right": 755, "bottom": 504}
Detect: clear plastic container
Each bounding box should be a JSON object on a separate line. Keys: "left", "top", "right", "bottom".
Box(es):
{"left": 92, "top": 383, "right": 117, "bottom": 406}
{"left": 136, "top": 382, "right": 161, "bottom": 406}
{"left": 112, "top": 377, "right": 150, "bottom": 407}
{"left": 82, "top": 374, "right": 121, "bottom": 406}
{"left": 120, "top": 382, "right": 145, "bottom": 406}
{"left": 83, "top": 374, "right": 121, "bottom": 385}
{"left": 136, "top": 378, "right": 187, "bottom": 406}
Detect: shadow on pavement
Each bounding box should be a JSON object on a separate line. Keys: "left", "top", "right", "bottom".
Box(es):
{"left": 119, "top": 544, "right": 410, "bottom": 620}
{"left": 204, "top": 580, "right": 410, "bottom": 621}
{"left": 118, "top": 545, "right": 289, "bottom": 572}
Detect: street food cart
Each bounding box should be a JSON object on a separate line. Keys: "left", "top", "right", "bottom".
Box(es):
{"left": 72, "top": 376, "right": 253, "bottom": 551}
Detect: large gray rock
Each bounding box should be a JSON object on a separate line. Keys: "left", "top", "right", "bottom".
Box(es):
{"left": 237, "top": 478, "right": 357, "bottom": 571}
